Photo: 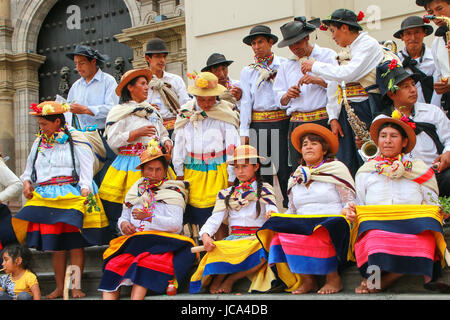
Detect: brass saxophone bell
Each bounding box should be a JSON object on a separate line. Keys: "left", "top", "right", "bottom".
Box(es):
{"left": 360, "top": 140, "right": 380, "bottom": 160}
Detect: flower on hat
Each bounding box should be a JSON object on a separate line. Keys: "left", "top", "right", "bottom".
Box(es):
{"left": 388, "top": 59, "right": 399, "bottom": 70}
{"left": 400, "top": 116, "right": 416, "bottom": 130}
{"left": 147, "top": 138, "right": 161, "bottom": 156}
{"left": 195, "top": 77, "right": 209, "bottom": 89}
{"left": 357, "top": 11, "right": 365, "bottom": 22}
{"left": 319, "top": 24, "right": 328, "bottom": 31}
{"left": 391, "top": 109, "right": 402, "bottom": 120}
{"left": 30, "top": 103, "right": 42, "bottom": 113}
{"left": 187, "top": 71, "right": 198, "bottom": 80}
{"left": 61, "top": 102, "right": 71, "bottom": 112}
{"left": 41, "top": 104, "right": 55, "bottom": 115}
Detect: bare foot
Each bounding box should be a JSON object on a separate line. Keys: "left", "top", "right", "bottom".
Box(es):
{"left": 210, "top": 275, "right": 226, "bottom": 294}
{"left": 217, "top": 277, "right": 236, "bottom": 294}
{"left": 45, "top": 288, "right": 63, "bottom": 300}
{"left": 355, "top": 279, "right": 370, "bottom": 294}
{"left": 71, "top": 288, "right": 86, "bottom": 299}
{"left": 318, "top": 272, "right": 343, "bottom": 294}
{"left": 292, "top": 275, "right": 318, "bottom": 295}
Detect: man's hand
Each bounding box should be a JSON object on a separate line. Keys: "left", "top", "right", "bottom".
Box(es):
{"left": 301, "top": 59, "right": 315, "bottom": 74}
{"left": 120, "top": 221, "right": 136, "bottom": 235}
{"left": 23, "top": 181, "right": 34, "bottom": 200}
{"left": 230, "top": 86, "right": 242, "bottom": 101}
{"left": 164, "top": 140, "right": 173, "bottom": 155}
{"left": 281, "top": 86, "right": 301, "bottom": 106}
{"left": 298, "top": 75, "right": 327, "bottom": 88}
{"left": 330, "top": 119, "right": 344, "bottom": 138}
{"left": 434, "top": 80, "right": 450, "bottom": 95}
{"left": 433, "top": 151, "right": 450, "bottom": 173}
{"left": 70, "top": 103, "right": 94, "bottom": 116}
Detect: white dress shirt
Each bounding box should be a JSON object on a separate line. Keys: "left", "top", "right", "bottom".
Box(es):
{"left": 0, "top": 157, "right": 22, "bottom": 202}
{"left": 66, "top": 68, "right": 119, "bottom": 130}
{"left": 21, "top": 138, "right": 94, "bottom": 192}
{"left": 239, "top": 54, "right": 288, "bottom": 136}
{"left": 118, "top": 202, "right": 184, "bottom": 235}
{"left": 273, "top": 44, "right": 338, "bottom": 116}
{"left": 147, "top": 71, "right": 190, "bottom": 119}
{"left": 199, "top": 181, "right": 278, "bottom": 237}
{"left": 431, "top": 36, "right": 450, "bottom": 108}
{"left": 356, "top": 171, "right": 438, "bottom": 206}
{"left": 172, "top": 99, "right": 240, "bottom": 182}
{"left": 286, "top": 180, "right": 355, "bottom": 215}
{"left": 106, "top": 101, "right": 171, "bottom": 154}
{"left": 398, "top": 46, "right": 440, "bottom": 106}
{"left": 373, "top": 102, "right": 450, "bottom": 166}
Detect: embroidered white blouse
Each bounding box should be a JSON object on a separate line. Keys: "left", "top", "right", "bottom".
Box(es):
{"left": 21, "top": 136, "right": 94, "bottom": 192}
{"left": 118, "top": 202, "right": 184, "bottom": 235}
{"left": 172, "top": 99, "right": 240, "bottom": 182}
{"left": 106, "top": 101, "right": 172, "bottom": 153}
{"left": 0, "top": 157, "right": 22, "bottom": 202}
{"left": 273, "top": 44, "right": 338, "bottom": 116}
{"left": 199, "top": 181, "right": 278, "bottom": 237}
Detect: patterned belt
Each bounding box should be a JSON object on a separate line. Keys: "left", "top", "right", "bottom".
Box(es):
{"left": 163, "top": 117, "right": 176, "bottom": 131}
{"left": 230, "top": 226, "right": 260, "bottom": 236}
{"left": 39, "top": 176, "right": 77, "bottom": 187}
{"left": 188, "top": 149, "right": 226, "bottom": 163}
{"left": 252, "top": 109, "right": 289, "bottom": 122}
{"left": 290, "top": 107, "right": 328, "bottom": 123}
{"left": 337, "top": 82, "right": 368, "bottom": 103}
{"left": 118, "top": 143, "right": 146, "bottom": 156}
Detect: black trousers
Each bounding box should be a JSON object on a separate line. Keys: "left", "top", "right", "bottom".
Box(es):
{"left": 249, "top": 119, "right": 291, "bottom": 208}
{"left": 437, "top": 168, "right": 450, "bottom": 197}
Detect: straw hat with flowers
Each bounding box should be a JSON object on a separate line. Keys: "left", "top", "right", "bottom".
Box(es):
{"left": 29, "top": 101, "right": 71, "bottom": 116}
{"left": 226, "top": 145, "right": 266, "bottom": 165}
{"left": 187, "top": 72, "right": 226, "bottom": 97}
{"left": 135, "top": 139, "right": 171, "bottom": 170}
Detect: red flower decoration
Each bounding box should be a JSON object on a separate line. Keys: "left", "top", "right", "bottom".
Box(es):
{"left": 400, "top": 116, "right": 416, "bottom": 130}
{"left": 423, "top": 15, "right": 431, "bottom": 24}
{"left": 319, "top": 24, "right": 328, "bottom": 31}
{"left": 357, "top": 11, "right": 365, "bottom": 22}
{"left": 30, "top": 103, "right": 41, "bottom": 113}
{"left": 388, "top": 59, "right": 398, "bottom": 70}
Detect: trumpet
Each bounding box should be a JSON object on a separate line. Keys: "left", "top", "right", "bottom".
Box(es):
{"left": 341, "top": 81, "right": 380, "bottom": 160}
{"left": 381, "top": 40, "right": 398, "bottom": 54}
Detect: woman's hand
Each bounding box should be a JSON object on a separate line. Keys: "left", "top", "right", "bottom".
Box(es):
{"left": 132, "top": 208, "right": 150, "bottom": 221}
{"left": 120, "top": 221, "right": 136, "bottom": 235}
{"left": 129, "top": 125, "right": 157, "bottom": 142}
{"left": 265, "top": 210, "right": 274, "bottom": 220}
{"left": 23, "top": 181, "right": 34, "bottom": 200}
{"left": 81, "top": 188, "right": 90, "bottom": 197}
{"left": 202, "top": 233, "right": 216, "bottom": 252}
{"left": 342, "top": 202, "right": 357, "bottom": 223}
{"left": 164, "top": 140, "right": 173, "bottom": 155}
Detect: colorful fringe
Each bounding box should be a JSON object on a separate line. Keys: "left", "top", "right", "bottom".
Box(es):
{"left": 189, "top": 237, "right": 276, "bottom": 294}
{"left": 351, "top": 205, "right": 446, "bottom": 278}
{"left": 256, "top": 213, "right": 351, "bottom": 292}
{"left": 99, "top": 231, "right": 196, "bottom": 294}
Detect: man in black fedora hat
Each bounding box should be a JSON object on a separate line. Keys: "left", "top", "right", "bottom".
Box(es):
{"left": 395, "top": 16, "right": 437, "bottom": 106}
{"left": 370, "top": 60, "right": 450, "bottom": 197}
{"left": 202, "top": 53, "right": 242, "bottom": 108}
{"left": 239, "top": 24, "right": 290, "bottom": 207}
{"left": 417, "top": 0, "right": 450, "bottom": 118}
{"left": 273, "top": 17, "right": 338, "bottom": 168}
{"left": 65, "top": 44, "right": 119, "bottom": 185}
{"left": 144, "top": 38, "right": 190, "bottom": 136}
{"left": 300, "top": 8, "right": 386, "bottom": 177}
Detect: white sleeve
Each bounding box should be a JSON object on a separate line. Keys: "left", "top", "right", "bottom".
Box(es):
{"left": 74, "top": 145, "right": 94, "bottom": 192}
{"left": 20, "top": 141, "right": 39, "bottom": 183}
{"left": 0, "top": 158, "right": 23, "bottom": 202}
{"left": 239, "top": 68, "right": 253, "bottom": 137}
{"left": 106, "top": 119, "right": 130, "bottom": 150}
{"left": 272, "top": 63, "right": 289, "bottom": 108}
{"left": 150, "top": 203, "right": 184, "bottom": 234}
{"left": 172, "top": 126, "right": 187, "bottom": 177}
{"left": 326, "top": 81, "right": 341, "bottom": 123}
{"left": 118, "top": 206, "right": 131, "bottom": 235}
{"left": 355, "top": 172, "right": 368, "bottom": 206}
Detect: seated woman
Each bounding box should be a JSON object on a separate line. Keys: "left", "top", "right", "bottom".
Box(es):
{"left": 257, "top": 124, "right": 356, "bottom": 295}
{"left": 190, "top": 145, "right": 278, "bottom": 294}
{"left": 99, "top": 69, "right": 174, "bottom": 235}
{"left": 15, "top": 101, "right": 110, "bottom": 299}
{"left": 99, "top": 140, "right": 196, "bottom": 300}
{"left": 343, "top": 117, "right": 447, "bottom": 294}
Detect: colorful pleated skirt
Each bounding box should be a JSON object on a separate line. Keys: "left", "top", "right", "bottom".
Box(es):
{"left": 98, "top": 231, "right": 196, "bottom": 294}
{"left": 351, "top": 205, "right": 447, "bottom": 279}
{"left": 14, "top": 178, "right": 111, "bottom": 251}
{"left": 183, "top": 153, "right": 229, "bottom": 226}
{"left": 99, "top": 150, "right": 176, "bottom": 226}
{"left": 189, "top": 232, "right": 276, "bottom": 294}
{"left": 256, "top": 213, "right": 351, "bottom": 292}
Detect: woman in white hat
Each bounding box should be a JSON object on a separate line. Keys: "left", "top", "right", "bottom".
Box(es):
{"left": 190, "top": 145, "right": 278, "bottom": 294}
{"left": 172, "top": 72, "right": 240, "bottom": 231}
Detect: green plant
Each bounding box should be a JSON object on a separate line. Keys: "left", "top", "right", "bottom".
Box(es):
{"left": 429, "top": 194, "right": 450, "bottom": 215}
{"left": 85, "top": 193, "right": 100, "bottom": 213}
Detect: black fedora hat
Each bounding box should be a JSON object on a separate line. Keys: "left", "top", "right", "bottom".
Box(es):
{"left": 145, "top": 38, "right": 169, "bottom": 55}
{"left": 278, "top": 17, "right": 321, "bottom": 48}
{"left": 66, "top": 44, "right": 109, "bottom": 62}
{"left": 242, "top": 25, "right": 278, "bottom": 46}
{"left": 322, "top": 9, "right": 363, "bottom": 31}
{"left": 393, "top": 16, "right": 434, "bottom": 39}
{"left": 376, "top": 60, "right": 422, "bottom": 104}
{"left": 201, "top": 53, "right": 234, "bottom": 72}
{"left": 416, "top": 0, "right": 432, "bottom": 7}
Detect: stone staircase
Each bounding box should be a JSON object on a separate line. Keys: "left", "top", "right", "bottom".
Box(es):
{"left": 32, "top": 228, "right": 450, "bottom": 300}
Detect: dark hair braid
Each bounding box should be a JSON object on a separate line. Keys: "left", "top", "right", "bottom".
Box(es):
{"left": 255, "top": 168, "right": 264, "bottom": 219}
{"left": 225, "top": 178, "right": 240, "bottom": 211}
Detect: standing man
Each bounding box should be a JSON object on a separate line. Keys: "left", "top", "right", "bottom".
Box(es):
{"left": 239, "top": 25, "right": 289, "bottom": 208}
{"left": 394, "top": 16, "right": 438, "bottom": 105}
{"left": 301, "top": 9, "right": 385, "bottom": 177}
{"left": 417, "top": 0, "right": 450, "bottom": 118}
{"left": 274, "top": 17, "right": 338, "bottom": 168}
{"left": 201, "top": 53, "right": 242, "bottom": 109}
{"left": 65, "top": 44, "right": 119, "bottom": 185}
{"left": 145, "top": 38, "right": 190, "bottom": 136}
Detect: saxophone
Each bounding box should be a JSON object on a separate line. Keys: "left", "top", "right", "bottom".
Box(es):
{"left": 341, "top": 81, "right": 379, "bottom": 160}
